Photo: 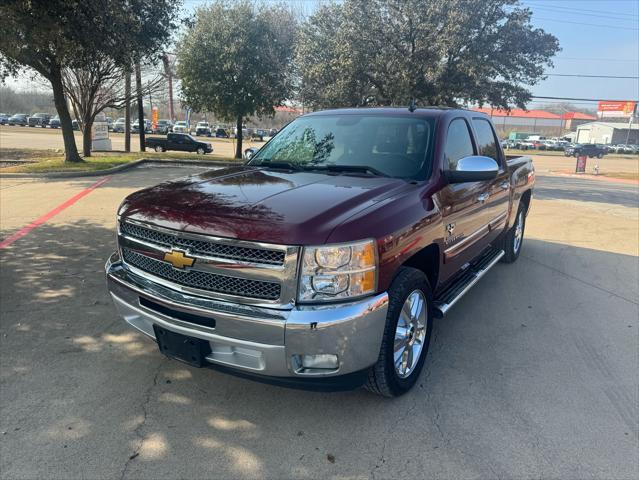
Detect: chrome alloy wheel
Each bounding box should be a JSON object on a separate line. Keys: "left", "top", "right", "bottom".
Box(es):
{"left": 394, "top": 290, "right": 427, "bottom": 379}
{"left": 513, "top": 211, "right": 524, "bottom": 254}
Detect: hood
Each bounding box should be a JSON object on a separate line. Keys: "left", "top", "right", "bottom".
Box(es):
{"left": 118, "top": 166, "right": 411, "bottom": 245}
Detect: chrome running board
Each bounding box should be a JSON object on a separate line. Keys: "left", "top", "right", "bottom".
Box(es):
{"left": 433, "top": 249, "right": 504, "bottom": 317}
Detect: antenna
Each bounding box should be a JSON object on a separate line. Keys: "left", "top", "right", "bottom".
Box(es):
{"left": 408, "top": 99, "right": 417, "bottom": 112}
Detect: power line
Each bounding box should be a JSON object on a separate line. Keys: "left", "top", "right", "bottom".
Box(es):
{"left": 557, "top": 56, "right": 638, "bottom": 63}
{"left": 524, "top": 1, "right": 639, "bottom": 18}
{"left": 527, "top": 5, "right": 638, "bottom": 22}
{"left": 532, "top": 96, "right": 638, "bottom": 102}
{"left": 546, "top": 74, "right": 639, "bottom": 79}
{"left": 534, "top": 17, "right": 639, "bottom": 31}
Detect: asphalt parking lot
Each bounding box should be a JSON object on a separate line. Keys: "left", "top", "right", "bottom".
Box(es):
{"left": 0, "top": 166, "right": 637, "bottom": 479}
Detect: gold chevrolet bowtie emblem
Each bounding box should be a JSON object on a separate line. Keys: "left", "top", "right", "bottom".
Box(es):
{"left": 163, "top": 250, "right": 195, "bottom": 269}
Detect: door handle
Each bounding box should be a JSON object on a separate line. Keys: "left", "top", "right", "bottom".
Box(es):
{"left": 500, "top": 182, "right": 510, "bottom": 190}
{"left": 477, "top": 193, "right": 489, "bottom": 203}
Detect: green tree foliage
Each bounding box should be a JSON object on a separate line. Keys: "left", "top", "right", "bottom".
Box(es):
{"left": 177, "top": 1, "right": 297, "bottom": 158}
{"left": 296, "top": 0, "right": 560, "bottom": 110}
{"left": 0, "top": 0, "right": 179, "bottom": 162}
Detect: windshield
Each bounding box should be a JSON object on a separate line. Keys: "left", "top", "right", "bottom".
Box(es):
{"left": 249, "top": 114, "right": 434, "bottom": 179}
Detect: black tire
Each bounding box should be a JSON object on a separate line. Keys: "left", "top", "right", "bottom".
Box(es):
{"left": 365, "top": 267, "right": 434, "bottom": 397}
{"left": 197, "top": 147, "right": 205, "bottom": 155}
{"left": 597, "top": 153, "right": 603, "bottom": 159}
{"left": 501, "top": 202, "right": 527, "bottom": 263}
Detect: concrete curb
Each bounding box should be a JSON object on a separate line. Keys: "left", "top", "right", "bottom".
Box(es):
{"left": 0, "top": 158, "right": 239, "bottom": 179}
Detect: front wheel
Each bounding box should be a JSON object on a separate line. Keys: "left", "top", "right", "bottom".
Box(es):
{"left": 197, "top": 147, "right": 205, "bottom": 155}
{"left": 597, "top": 153, "right": 603, "bottom": 159}
{"left": 154, "top": 145, "right": 163, "bottom": 153}
{"left": 365, "top": 267, "right": 433, "bottom": 397}
{"left": 501, "top": 203, "right": 527, "bottom": 263}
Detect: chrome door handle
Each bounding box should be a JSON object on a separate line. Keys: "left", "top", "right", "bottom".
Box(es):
{"left": 477, "top": 193, "right": 489, "bottom": 202}
{"left": 500, "top": 182, "right": 510, "bottom": 190}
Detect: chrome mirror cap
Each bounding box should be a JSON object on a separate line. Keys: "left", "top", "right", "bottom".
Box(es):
{"left": 446, "top": 155, "right": 499, "bottom": 183}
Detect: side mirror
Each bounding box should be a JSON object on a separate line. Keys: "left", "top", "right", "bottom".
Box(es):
{"left": 446, "top": 156, "right": 499, "bottom": 183}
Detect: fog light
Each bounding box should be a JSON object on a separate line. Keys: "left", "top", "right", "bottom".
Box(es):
{"left": 299, "top": 354, "right": 339, "bottom": 370}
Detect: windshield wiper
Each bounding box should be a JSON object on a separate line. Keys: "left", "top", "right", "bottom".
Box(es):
{"left": 254, "top": 160, "right": 301, "bottom": 171}
{"left": 308, "top": 164, "right": 390, "bottom": 177}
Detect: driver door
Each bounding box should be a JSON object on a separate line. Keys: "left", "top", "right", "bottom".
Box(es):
{"left": 437, "top": 117, "right": 492, "bottom": 275}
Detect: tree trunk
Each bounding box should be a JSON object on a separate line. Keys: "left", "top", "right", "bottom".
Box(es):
{"left": 124, "top": 68, "right": 131, "bottom": 152}
{"left": 162, "top": 54, "right": 175, "bottom": 121}
{"left": 135, "top": 61, "right": 145, "bottom": 152}
{"left": 50, "top": 65, "right": 82, "bottom": 163}
{"left": 235, "top": 115, "right": 243, "bottom": 159}
{"left": 82, "top": 116, "right": 93, "bottom": 157}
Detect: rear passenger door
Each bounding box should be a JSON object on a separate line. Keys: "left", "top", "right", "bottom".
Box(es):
{"left": 437, "top": 117, "right": 491, "bottom": 272}
{"left": 471, "top": 117, "right": 511, "bottom": 242}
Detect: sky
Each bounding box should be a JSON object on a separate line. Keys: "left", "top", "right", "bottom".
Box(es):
{"left": 6, "top": 0, "right": 639, "bottom": 112}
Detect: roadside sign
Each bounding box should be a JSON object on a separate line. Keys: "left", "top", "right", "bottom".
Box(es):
{"left": 92, "top": 122, "right": 109, "bottom": 141}
{"left": 575, "top": 155, "right": 587, "bottom": 173}
{"left": 597, "top": 101, "right": 636, "bottom": 119}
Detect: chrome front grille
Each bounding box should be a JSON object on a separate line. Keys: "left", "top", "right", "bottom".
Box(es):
{"left": 120, "top": 221, "right": 285, "bottom": 266}
{"left": 122, "top": 248, "right": 281, "bottom": 300}
{"left": 118, "top": 220, "right": 299, "bottom": 307}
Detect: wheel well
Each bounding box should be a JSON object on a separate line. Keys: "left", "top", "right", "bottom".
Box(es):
{"left": 402, "top": 243, "right": 440, "bottom": 290}
{"left": 520, "top": 190, "right": 532, "bottom": 213}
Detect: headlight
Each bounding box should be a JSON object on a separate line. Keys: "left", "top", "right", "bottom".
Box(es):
{"left": 298, "top": 239, "right": 377, "bottom": 303}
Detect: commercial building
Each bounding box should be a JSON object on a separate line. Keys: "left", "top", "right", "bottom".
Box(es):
{"left": 575, "top": 121, "right": 639, "bottom": 145}
{"left": 561, "top": 112, "right": 597, "bottom": 130}
{"left": 472, "top": 108, "right": 563, "bottom": 135}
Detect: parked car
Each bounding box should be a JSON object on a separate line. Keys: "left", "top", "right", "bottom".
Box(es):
{"left": 0, "top": 113, "right": 9, "bottom": 125}
{"left": 172, "top": 121, "right": 189, "bottom": 133}
{"left": 72, "top": 119, "right": 80, "bottom": 130}
{"left": 611, "top": 144, "right": 633, "bottom": 154}
{"left": 27, "top": 112, "right": 51, "bottom": 127}
{"left": 132, "top": 119, "right": 152, "bottom": 134}
{"left": 250, "top": 129, "right": 267, "bottom": 141}
{"left": 106, "top": 107, "right": 535, "bottom": 397}
{"left": 48, "top": 115, "right": 61, "bottom": 129}
{"left": 564, "top": 143, "right": 606, "bottom": 158}
{"left": 105, "top": 117, "right": 114, "bottom": 131}
{"left": 153, "top": 119, "right": 173, "bottom": 135}
{"left": 243, "top": 147, "right": 258, "bottom": 160}
{"left": 215, "top": 127, "right": 229, "bottom": 138}
{"left": 145, "top": 133, "right": 213, "bottom": 154}
{"left": 112, "top": 118, "right": 127, "bottom": 133}
{"left": 195, "top": 121, "right": 212, "bottom": 136}
{"left": 8, "top": 114, "right": 28, "bottom": 126}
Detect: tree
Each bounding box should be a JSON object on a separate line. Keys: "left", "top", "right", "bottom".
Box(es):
{"left": 296, "top": 0, "right": 560, "bottom": 110}
{"left": 62, "top": 57, "right": 165, "bottom": 156}
{"left": 177, "top": 1, "right": 297, "bottom": 158}
{"left": 0, "top": 0, "right": 179, "bottom": 162}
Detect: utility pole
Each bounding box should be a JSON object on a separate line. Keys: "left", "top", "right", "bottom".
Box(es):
{"left": 124, "top": 67, "right": 131, "bottom": 152}
{"left": 135, "top": 60, "right": 145, "bottom": 152}
{"left": 148, "top": 81, "right": 153, "bottom": 112}
{"left": 162, "top": 53, "right": 175, "bottom": 121}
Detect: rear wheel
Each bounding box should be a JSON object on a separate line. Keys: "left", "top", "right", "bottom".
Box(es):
{"left": 365, "top": 267, "right": 433, "bottom": 397}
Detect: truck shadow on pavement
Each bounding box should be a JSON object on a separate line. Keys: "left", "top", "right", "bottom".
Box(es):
{"left": 0, "top": 221, "right": 637, "bottom": 479}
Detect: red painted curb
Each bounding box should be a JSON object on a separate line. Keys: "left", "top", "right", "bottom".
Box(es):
{"left": 0, "top": 176, "right": 111, "bottom": 249}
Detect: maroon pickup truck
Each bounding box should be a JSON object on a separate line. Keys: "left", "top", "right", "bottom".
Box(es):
{"left": 106, "top": 107, "right": 534, "bottom": 397}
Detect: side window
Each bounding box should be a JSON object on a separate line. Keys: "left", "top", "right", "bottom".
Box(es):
{"left": 444, "top": 118, "right": 474, "bottom": 170}
{"left": 472, "top": 118, "right": 500, "bottom": 163}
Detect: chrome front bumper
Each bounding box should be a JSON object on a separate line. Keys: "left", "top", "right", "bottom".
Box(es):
{"left": 105, "top": 252, "right": 389, "bottom": 379}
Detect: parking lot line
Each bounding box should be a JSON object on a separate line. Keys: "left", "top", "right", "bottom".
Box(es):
{"left": 0, "top": 176, "right": 111, "bottom": 249}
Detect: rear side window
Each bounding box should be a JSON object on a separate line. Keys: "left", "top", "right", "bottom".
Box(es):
{"left": 472, "top": 118, "right": 499, "bottom": 162}
{"left": 444, "top": 118, "right": 474, "bottom": 170}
